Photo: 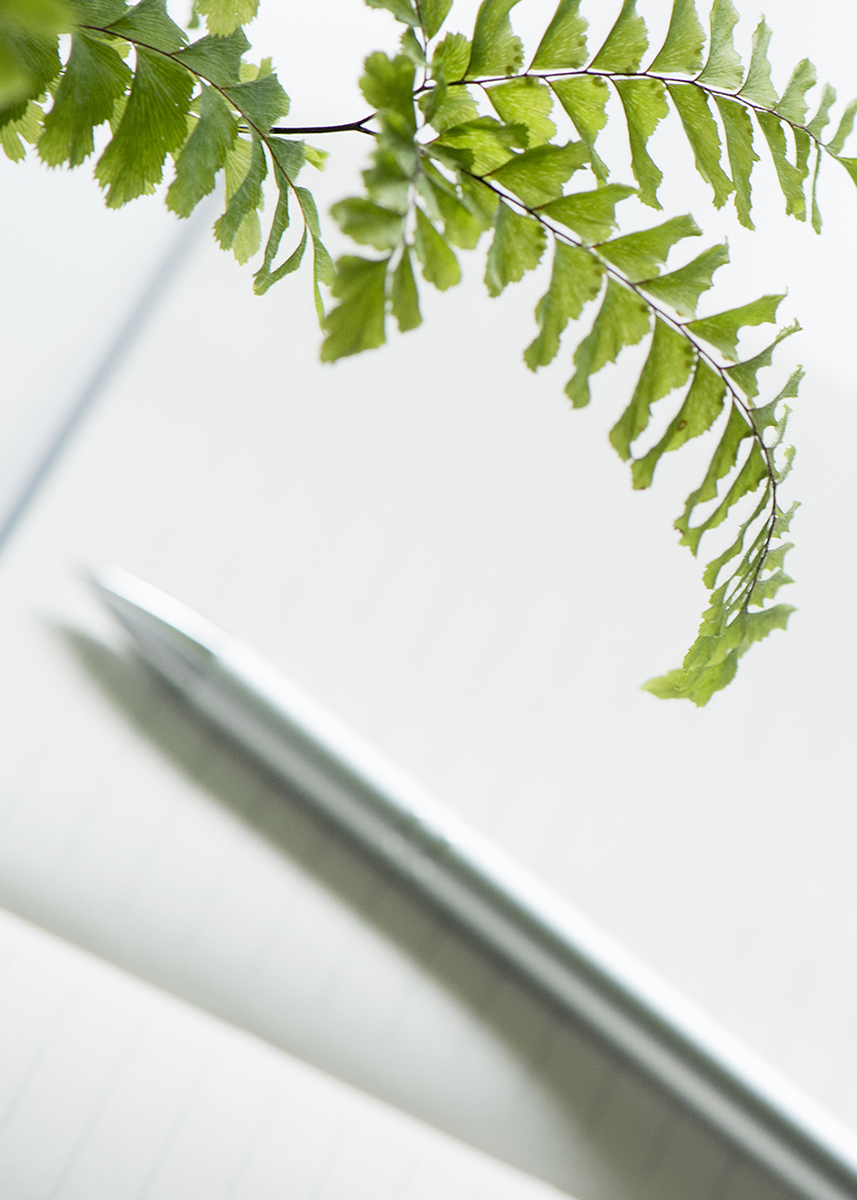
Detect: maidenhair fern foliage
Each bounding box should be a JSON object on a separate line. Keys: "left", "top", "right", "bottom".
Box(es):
{"left": 2, "top": 0, "right": 854, "bottom": 703}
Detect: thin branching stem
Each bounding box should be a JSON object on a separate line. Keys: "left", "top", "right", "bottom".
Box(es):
{"left": 269, "top": 118, "right": 377, "bottom": 136}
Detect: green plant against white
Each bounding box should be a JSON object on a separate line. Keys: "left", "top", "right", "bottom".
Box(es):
{"left": 2, "top": 0, "right": 855, "bottom": 704}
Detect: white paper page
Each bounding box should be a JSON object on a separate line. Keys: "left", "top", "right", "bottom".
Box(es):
{"left": 0, "top": 905, "right": 577, "bottom": 1200}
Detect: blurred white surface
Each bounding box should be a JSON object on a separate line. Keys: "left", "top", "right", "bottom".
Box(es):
{"left": 0, "top": 907, "right": 570, "bottom": 1200}
{"left": 0, "top": 2, "right": 856, "bottom": 1199}
{"left": 0, "top": 166, "right": 192, "bottom": 533}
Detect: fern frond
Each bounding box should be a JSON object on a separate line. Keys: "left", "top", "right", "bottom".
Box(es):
{"left": 2, "top": 0, "right": 332, "bottom": 312}
{"left": 8, "top": 0, "right": 847, "bottom": 703}
{"left": 396, "top": 0, "right": 857, "bottom": 234}
{"left": 312, "top": 0, "right": 815, "bottom": 702}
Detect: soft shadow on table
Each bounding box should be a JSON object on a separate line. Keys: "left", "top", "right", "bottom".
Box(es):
{"left": 52, "top": 628, "right": 799, "bottom": 1200}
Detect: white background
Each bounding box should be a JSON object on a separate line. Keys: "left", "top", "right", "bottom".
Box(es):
{"left": 1, "top": 0, "right": 857, "bottom": 1189}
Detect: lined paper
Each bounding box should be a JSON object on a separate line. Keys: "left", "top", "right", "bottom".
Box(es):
{"left": 0, "top": 906, "right": 579, "bottom": 1200}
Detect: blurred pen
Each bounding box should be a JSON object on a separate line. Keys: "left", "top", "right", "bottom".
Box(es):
{"left": 92, "top": 563, "right": 857, "bottom": 1200}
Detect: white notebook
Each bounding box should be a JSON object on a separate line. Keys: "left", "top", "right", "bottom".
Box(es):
{"left": 2, "top": 7, "right": 857, "bottom": 1187}
{"left": 0, "top": 906, "right": 573, "bottom": 1200}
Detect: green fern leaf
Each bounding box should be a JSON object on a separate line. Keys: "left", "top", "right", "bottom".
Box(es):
{"left": 174, "top": 28, "right": 250, "bottom": 88}
{"left": 106, "top": 0, "right": 186, "bottom": 53}
{"left": 438, "top": 190, "right": 489, "bottom": 247}
{"left": 489, "top": 141, "right": 588, "bottom": 206}
{"left": 806, "top": 83, "right": 836, "bottom": 140}
{"left": 810, "top": 145, "right": 823, "bottom": 232}
{"left": 639, "top": 243, "right": 729, "bottom": 317}
{"left": 681, "top": 442, "right": 768, "bottom": 554}
{"left": 68, "top": 0, "right": 128, "bottom": 20}
{"left": 254, "top": 175, "right": 292, "bottom": 291}
{"left": 666, "top": 84, "right": 733, "bottom": 208}
{"left": 38, "top": 32, "right": 130, "bottom": 167}
{"left": 612, "top": 78, "right": 669, "bottom": 209}
{"left": 738, "top": 18, "right": 778, "bottom": 108}
{"left": 420, "top": 163, "right": 492, "bottom": 247}
{"left": 771, "top": 363, "right": 803, "bottom": 404}
{"left": 525, "top": 242, "right": 604, "bottom": 369}
{"left": 643, "top": 592, "right": 794, "bottom": 706}
{"left": 460, "top": 172, "right": 499, "bottom": 222}
{"left": 435, "top": 116, "right": 527, "bottom": 173}
{"left": 539, "top": 182, "right": 636, "bottom": 243}
{"left": 793, "top": 126, "right": 811, "bottom": 204}
{"left": 648, "top": 0, "right": 705, "bottom": 74}
{"left": 743, "top": 603, "right": 796, "bottom": 640}
{"left": 416, "top": 163, "right": 451, "bottom": 220}
{"left": 362, "top": 117, "right": 416, "bottom": 211}
{"left": 713, "top": 96, "right": 758, "bottom": 229}
{"left": 193, "top": 0, "right": 257, "bottom": 36}
{"left": 757, "top": 540, "right": 792, "bottom": 575}
{"left": 420, "top": 82, "right": 479, "bottom": 133}
{"left": 531, "top": 0, "right": 588, "bottom": 70}
{"left": 167, "top": 84, "right": 236, "bottom": 218}
{"left": 401, "top": 23, "right": 426, "bottom": 63}
{"left": 675, "top": 401, "right": 753, "bottom": 533}
{"left": 565, "top": 279, "right": 650, "bottom": 408}
{"left": 331, "top": 197, "right": 405, "bottom": 250}
{"left": 321, "top": 256, "right": 389, "bottom": 361}
{"left": 631, "top": 358, "right": 725, "bottom": 488}
{"left": 697, "top": 0, "right": 743, "bottom": 90}
{"left": 833, "top": 154, "right": 857, "bottom": 191}
{"left": 610, "top": 319, "right": 696, "bottom": 459}
{"left": 700, "top": 488, "right": 770, "bottom": 587}
{"left": 467, "top": 0, "right": 524, "bottom": 77}
{"left": 418, "top": 0, "right": 453, "bottom": 39}
{"left": 391, "top": 245, "right": 422, "bottom": 331}
{"left": 725, "top": 321, "right": 800, "bottom": 399}
{"left": 549, "top": 76, "right": 609, "bottom": 182}
{"left": 0, "top": 26, "right": 61, "bottom": 123}
{"left": 485, "top": 201, "right": 546, "bottom": 296}
{"left": 223, "top": 74, "right": 289, "bottom": 134}
{"left": 686, "top": 293, "right": 783, "bottom": 359}
{"left": 756, "top": 111, "right": 807, "bottom": 219}
{"left": 360, "top": 52, "right": 416, "bottom": 130}
{"left": 0, "top": 0, "right": 65, "bottom": 121}
{"left": 0, "top": 98, "right": 43, "bottom": 161}
{"left": 485, "top": 78, "right": 556, "bottom": 147}
{"left": 431, "top": 32, "right": 471, "bottom": 82}
{"left": 642, "top": 659, "right": 738, "bottom": 707}
{"left": 267, "top": 136, "right": 305, "bottom": 183}
{"left": 771, "top": 501, "right": 799, "bottom": 539}
{"left": 776, "top": 58, "right": 817, "bottom": 126}
{"left": 254, "top": 224, "right": 307, "bottom": 296}
{"left": 590, "top": 0, "right": 648, "bottom": 73}
{"left": 777, "top": 445, "right": 797, "bottom": 489}
{"left": 94, "top": 47, "right": 194, "bottom": 207}
{"left": 749, "top": 568, "right": 793, "bottom": 607}
{"left": 826, "top": 97, "right": 857, "bottom": 155}
{"left": 597, "top": 214, "right": 701, "bottom": 282}
{"left": 365, "top": 0, "right": 419, "bottom": 26}
{"left": 415, "top": 206, "right": 461, "bottom": 289}
{"left": 294, "top": 185, "right": 333, "bottom": 323}
{"left": 213, "top": 132, "right": 265, "bottom": 258}
{"left": 3, "top": 0, "right": 70, "bottom": 37}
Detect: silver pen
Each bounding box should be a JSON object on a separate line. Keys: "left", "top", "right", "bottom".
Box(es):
{"left": 92, "top": 564, "right": 857, "bottom": 1200}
